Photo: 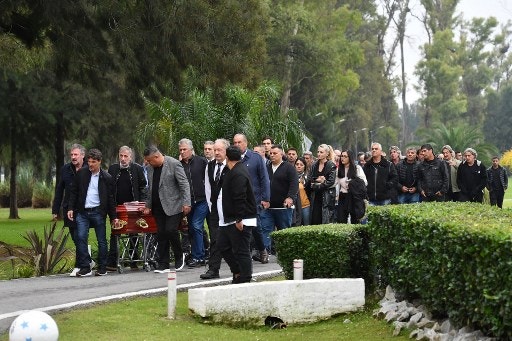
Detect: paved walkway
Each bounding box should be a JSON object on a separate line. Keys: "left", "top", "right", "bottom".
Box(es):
{"left": 0, "top": 258, "right": 283, "bottom": 333}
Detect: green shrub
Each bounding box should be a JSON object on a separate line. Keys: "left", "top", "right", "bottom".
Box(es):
{"left": 16, "top": 167, "right": 34, "bottom": 207}
{"left": 32, "top": 182, "right": 53, "bottom": 208}
{"left": 272, "top": 224, "right": 370, "bottom": 284}
{"left": 15, "top": 263, "right": 36, "bottom": 278}
{"left": 366, "top": 202, "right": 512, "bottom": 339}
{"left": 19, "top": 222, "right": 71, "bottom": 276}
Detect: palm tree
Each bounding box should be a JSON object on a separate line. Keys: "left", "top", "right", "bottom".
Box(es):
{"left": 414, "top": 123, "right": 498, "bottom": 165}
{"left": 136, "top": 79, "right": 305, "bottom": 155}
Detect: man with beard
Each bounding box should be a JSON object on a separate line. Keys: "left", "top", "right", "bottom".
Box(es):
{"left": 106, "top": 146, "right": 147, "bottom": 271}
{"left": 52, "top": 143, "right": 89, "bottom": 276}
{"left": 417, "top": 144, "right": 449, "bottom": 202}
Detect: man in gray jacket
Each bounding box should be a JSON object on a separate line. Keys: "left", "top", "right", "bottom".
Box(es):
{"left": 143, "top": 146, "right": 191, "bottom": 273}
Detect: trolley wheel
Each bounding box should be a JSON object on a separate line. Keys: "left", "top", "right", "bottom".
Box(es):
{"left": 117, "top": 265, "right": 124, "bottom": 274}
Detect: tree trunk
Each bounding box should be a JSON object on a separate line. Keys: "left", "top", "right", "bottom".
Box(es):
{"left": 9, "top": 114, "right": 19, "bottom": 219}
{"left": 280, "top": 0, "right": 303, "bottom": 116}
{"left": 55, "top": 111, "right": 65, "bottom": 188}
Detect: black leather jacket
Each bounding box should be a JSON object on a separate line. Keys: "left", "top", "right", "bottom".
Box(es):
{"left": 363, "top": 158, "right": 398, "bottom": 201}
{"left": 417, "top": 158, "right": 449, "bottom": 196}
{"left": 108, "top": 162, "right": 148, "bottom": 204}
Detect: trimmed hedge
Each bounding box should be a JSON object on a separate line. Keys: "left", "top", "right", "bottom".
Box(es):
{"left": 366, "top": 202, "right": 512, "bottom": 338}
{"left": 272, "top": 224, "right": 370, "bottom": 284}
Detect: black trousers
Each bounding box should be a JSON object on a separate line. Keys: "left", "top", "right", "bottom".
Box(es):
{"left": 217, "top": 223, "right": 253, "bottom": 283}
{"left": 153, "top": 211, "right": 183, "bottom": 268}
{"left": 490, "top": 189, "right": 505, "bottom": 208}
{"left": 251, "top": 209, "right": 266, "bottom": 252}
{"left": 206, "top": 209, "right": 222, "bottom": 272}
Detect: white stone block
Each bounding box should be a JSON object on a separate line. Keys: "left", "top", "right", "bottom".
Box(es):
{"left": 188, "top": 278, "right": 365, "bottom": 325}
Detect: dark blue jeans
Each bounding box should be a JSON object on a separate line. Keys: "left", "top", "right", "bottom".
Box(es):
{"left": 75, "top": 210, "right": 107, "bottom": 269}
{"left": 260, "top": 208, "right": 293, "bottom": 251}
{"left": 189, "top": 200, "right": 208, "bottom": 261}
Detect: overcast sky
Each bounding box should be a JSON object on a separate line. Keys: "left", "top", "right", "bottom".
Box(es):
{"left": 388, "top": 0, "right": 512, "bottom": 103}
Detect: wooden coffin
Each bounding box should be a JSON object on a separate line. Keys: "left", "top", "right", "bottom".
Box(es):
{"left": 113, "top": 202, "right": 157, "bottom": 234}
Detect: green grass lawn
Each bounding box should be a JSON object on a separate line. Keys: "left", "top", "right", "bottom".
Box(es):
{"left": 0, "top": 291, "right": 410, "bottom": 341}
{"left": 0, "top": 208, "right": 78, "bottom": 248}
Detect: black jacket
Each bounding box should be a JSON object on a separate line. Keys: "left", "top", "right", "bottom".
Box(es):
{"left": 68, "top": 168, "right": 117, "bottom": 220}
{"left": 457, "top": 161, "right": 487, "bottom": 201}
{"left": 108, "top": 162, "right": 148, "bottom": 204}
{"left": 417, "top": 158, "right": 449, "bottom": 196}
{"left": 181, "top": 155, "right": 208, "bottom": 203}
{"left": 395, "top": 159, "right": 420, "bottom": 190}
{"left": 207, "top": 159, "right": 229, "bottom": 210}
{"left": 348, "top": 177, "right": 367, "bottom": 221}
{"left": 52, "top": 162, "right": 86, "bottom": 215}
{"left": 363, "top": 158, "right": 398, "bottom": 201}
{"left": 222, "top": 162, "right": 257, "bottom": 222}
{"left": 267, "top": 161, "right": 299, "bottom": 208}
{"left": 487, "top": 165, "right": 508, "bottom": 191}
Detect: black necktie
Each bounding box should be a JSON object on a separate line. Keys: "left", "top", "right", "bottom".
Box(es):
{"left": 215, "top": 163, "right": 222, "bottom": 183}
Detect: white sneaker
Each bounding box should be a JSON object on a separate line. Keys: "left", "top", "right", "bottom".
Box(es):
{"left": 69, "top": 268, "right": 80, "bottom": 277}
{"left": 90, "top": 260, "right": 96, "bottom": 269}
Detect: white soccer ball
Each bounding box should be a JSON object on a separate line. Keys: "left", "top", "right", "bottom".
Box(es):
{"left": 9, "top": 310, "right": 59, "bottom": 341}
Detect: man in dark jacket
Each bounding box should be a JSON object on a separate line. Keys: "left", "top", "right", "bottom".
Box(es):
{"left": 487, "top": 156, "right": 508, "bottom": 208}
{"left": 395, "top": 147, "right": 420, "bottom": 204}
{"left": 217, "top": 145, "right": 257, "bottom": 284}
{"left": 200, "top": 139, "right": 230, "bottom": 280}
{"left": 457, "top": 148, "right": 487, "bottom": 203}
{"left": 67, "top": 149, "right": 118, "bottom": 277}
{"left": 52, "top": 143, "right": 87, "bottom": 276}
{"left": 233, "top": 133, "right": 270, "bottom": 264}
{"left": 417, "top": 144, "right": 449, "bottom": 202}
{"left": 106, "top": 146, "right": 148, "bottom": 271}
{"left": 260, "top": 144, "right": 298, "bottom": 252}
{"left": 179, "top": 138, "right": 209, "bottom": 268}
{"left": 363, "top": 142, "right": 398, "bottom": 205}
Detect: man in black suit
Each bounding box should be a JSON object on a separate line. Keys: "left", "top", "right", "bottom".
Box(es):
{"left": 217, "top": 145, "right": 257, "bottom": 284}
{"left": 200, "top": 138, "right": 230, "bottom": 280}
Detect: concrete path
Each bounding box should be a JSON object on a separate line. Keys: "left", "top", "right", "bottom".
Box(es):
{"left": 0, "top": 257, "right": 283, "bottom": 334}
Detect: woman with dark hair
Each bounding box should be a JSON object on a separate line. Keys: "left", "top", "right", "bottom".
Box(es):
{"left": 295, "top": 157, "right": 311, "bottom": 225}
{"left": 336, "top": 150, "right": 367, "bottom": 224}
{"left": 308, "top": 144, "right": 337, "bottom": 225}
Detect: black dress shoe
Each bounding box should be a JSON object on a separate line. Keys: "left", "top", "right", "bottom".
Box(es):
{"left": 200, "top": 269, "right": 220, "bottom": 279}
{"left": 252, "top": 251, "right": 261, "bottom": 262}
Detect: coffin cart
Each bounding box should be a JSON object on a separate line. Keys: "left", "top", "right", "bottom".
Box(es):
{"left": 112, "top": 202, "right": 158, "bottom": 273}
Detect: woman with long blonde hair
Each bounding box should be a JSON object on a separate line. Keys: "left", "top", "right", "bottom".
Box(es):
{"left": 308, "top": 144, "right": 337, "bottom": 224}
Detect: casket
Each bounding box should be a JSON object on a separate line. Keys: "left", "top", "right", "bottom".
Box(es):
{"left": 113, "top": 202, "right": 157, "bottom": 234}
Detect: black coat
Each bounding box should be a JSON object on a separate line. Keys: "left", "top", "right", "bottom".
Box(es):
{"left": 348, "top": 177, "right": 367, "bottom": 221}
{"left": 363, "top": 158, "right": 398, "bottom": 201}
{"left": 108, "top": 162, "right": 148, "bottom": 204}
{"left": 68, "top": 168, "right": 117, "bottom": 220}
{"left": 222, "top": 162, "right": 257, "bottom": 222}
{"left": 52, "top": 162, "right": 87, "bottom": 215}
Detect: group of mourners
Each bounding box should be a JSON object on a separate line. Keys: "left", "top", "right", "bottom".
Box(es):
{"left": 51, "top": 137, "right": 508, "bottom": 282}
{"left": 291, "top": 142, "right": 508, "bottom": 228}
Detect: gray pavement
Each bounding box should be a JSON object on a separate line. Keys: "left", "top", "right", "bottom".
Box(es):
{"left": 0, "top": 257, "right": 283, "bottom": 334}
